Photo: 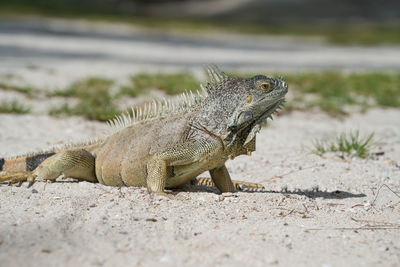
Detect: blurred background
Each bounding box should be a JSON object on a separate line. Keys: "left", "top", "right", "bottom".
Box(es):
{"left": 0, "top": 0, "right": 399, "bottom": 120}
{"left": 1, "top": 0, "right": 400, "bottom": 25}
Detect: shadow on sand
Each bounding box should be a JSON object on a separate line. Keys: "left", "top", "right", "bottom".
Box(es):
{"left": 182, "top": 185, "right": 366, "bottom": 200}
{"left": 1, "top": 179, "right": 367, "bottom": 200}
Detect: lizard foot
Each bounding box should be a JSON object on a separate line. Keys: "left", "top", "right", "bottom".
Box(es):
{"left": 233, "top": 181, "right": 265, "bottom": 192}
{"left": 0, "top": 172, "right": 36, "bottom": 187}
{"left": 194, "top": 177, "right": 265, "bottom": 192}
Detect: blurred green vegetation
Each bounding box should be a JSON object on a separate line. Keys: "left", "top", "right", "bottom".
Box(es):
{"left": 0, "top": 82, "right": 37, "bottom": 98}
{"left": 120, "top": 72, "right": 199, "bottom": 97}
{"left": 0, "top": 100, "right": 31, "bottom": 114}
{"left": 1, "top": 71, "right": 399, "bottom": 120}
{"left": 0, "top": 0, "right": 106, "bottom": 16}
{"left": 49, "top": 77, "right": 120, "bottom": 121}
{"left": 283, "top": 72, "right": 400, "bottom": 116}
{"left": 0, "top": 0, "right": 399, "bottom": 45}
{"left": 49, "top": 73, "right": 198, "bottom": 120}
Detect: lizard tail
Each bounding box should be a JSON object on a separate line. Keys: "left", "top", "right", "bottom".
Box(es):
{"left": 0, "top": 152, "right": 56, "bottom": 173}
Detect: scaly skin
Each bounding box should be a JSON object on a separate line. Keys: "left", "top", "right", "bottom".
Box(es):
{"left": 0, "top": 66, "right": 288, "bottom": 197}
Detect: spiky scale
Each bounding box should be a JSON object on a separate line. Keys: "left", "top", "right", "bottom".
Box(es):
{"left": 207, "top": 67, "right": 217, "bottom": 87}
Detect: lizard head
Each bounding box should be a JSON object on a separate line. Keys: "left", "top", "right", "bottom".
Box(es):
{"left": 224, "top": 74, "right": 288, "bottom": 148}
{"left": 197, "top": 66, "right": 288, "bottom": 152}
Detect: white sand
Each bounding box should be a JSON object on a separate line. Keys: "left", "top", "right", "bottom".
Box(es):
{"left": 0, "top": 109, "right": 399, "bottom": 267}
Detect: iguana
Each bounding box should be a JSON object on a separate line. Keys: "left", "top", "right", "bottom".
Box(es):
{"left": 0, "top": 66, "right": 288, "bottom": 198}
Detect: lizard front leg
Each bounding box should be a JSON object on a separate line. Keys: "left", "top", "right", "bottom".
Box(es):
{"left": 209, "top": 165, "right": 235, "bottom": 193}
{"left": 146, "top": 138, "right": 223, "bottom": 197}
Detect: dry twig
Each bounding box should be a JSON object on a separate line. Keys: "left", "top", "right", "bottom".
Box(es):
{"left": 371, "top": 184, "right": 400, "bottom": 207}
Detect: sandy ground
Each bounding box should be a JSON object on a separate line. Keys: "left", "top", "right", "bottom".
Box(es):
{"left": 0, "top": 109, "right": 399, "bottom": 267}
{"left": 0, "top": 18, "right": 400, "bottom": 267}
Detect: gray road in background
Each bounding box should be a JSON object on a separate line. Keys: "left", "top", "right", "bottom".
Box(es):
{"left": 0, "top": 18, "right": 399, "bottom": 88}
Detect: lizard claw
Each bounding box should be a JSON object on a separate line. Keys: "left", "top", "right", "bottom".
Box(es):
{"left": 0, "top": 172, "right": 31, "bottom": 186}
{"left": 234, "top": 181, "right": 265, "bottom": 192}
{"left": 0, "top": 172, "right": 36, "bottom": 188}
{"left": 27, "top": 180, "right": 35, "bottom": 188}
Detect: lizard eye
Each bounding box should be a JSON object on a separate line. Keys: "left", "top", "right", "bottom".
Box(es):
{"left": 260, "top": 82, "right": 272, "bottom": 92}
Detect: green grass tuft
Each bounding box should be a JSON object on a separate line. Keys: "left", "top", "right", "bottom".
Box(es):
{"left": 120, "top": 72, "right": 199, "bottom": 96}
{"left": 0, "top": 82, "right": 37, "bottom": 97}
{"left": 0, "top": 100, "right": 31, "bottom": 114}
{"left": 283, "top": 72, "right": 400, "bottom": 116}
{"left": 49, "top": 102, "right": 119, "bottom": 121}
{"left": 49, "top": 77, "right": 120, "bottom": 121}
{"left": 50, "top": 77, "right": 114, "bottom": 98}
{"left": 313, "top": 131, "right": 375, "bottom": 158}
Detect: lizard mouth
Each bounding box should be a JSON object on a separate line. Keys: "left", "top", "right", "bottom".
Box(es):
{"left": 246, "top": 98, "right": 285, "bottom": 129}
{"left": 225, "top": 97, "right": 285, "bottom": 148}
{"left": 231, "top": 98, "right": 284, "bottom": 135}
{"left": 257, "top": 99, "right": 283, "bottom": 121}
{"left": 239, "top": 99, "right": 284, "bottom": 147}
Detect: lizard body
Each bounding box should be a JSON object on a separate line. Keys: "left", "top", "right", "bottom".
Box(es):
{"left": 0, "top": 66, "right": 288, "bottom": 196}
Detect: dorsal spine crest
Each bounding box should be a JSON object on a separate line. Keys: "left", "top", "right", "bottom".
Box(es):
{"left": 106, "top": 65, "right": 229, "bottom": 135}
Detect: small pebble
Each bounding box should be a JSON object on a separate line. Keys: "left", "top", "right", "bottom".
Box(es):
{"left": 160, "top": 255, "right": 173, "bottom": 263}
{"left": 31, "top": 189, "right": 38, "bottom": 194}
{"left": 266, "top": 257, "right": 278, "bottom": 264}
